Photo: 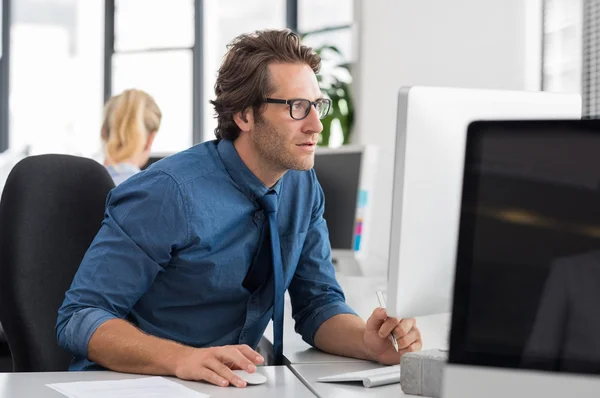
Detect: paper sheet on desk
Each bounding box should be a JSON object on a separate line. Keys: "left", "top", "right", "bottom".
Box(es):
{"left": 46, "top": 376, "right": 210, "bottom": 398}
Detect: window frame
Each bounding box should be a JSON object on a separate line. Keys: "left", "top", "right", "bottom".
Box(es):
{"left": 102, "top": 0, "right": 350, "bottom": 147}
{"left": 104, "top": 0, "right": 203, "bottom": 145}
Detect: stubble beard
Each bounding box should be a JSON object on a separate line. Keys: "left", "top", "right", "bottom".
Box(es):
{"left": 252, "top": 116, "right": 314, "bottom": 172}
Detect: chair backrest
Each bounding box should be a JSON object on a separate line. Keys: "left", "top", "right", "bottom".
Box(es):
{"left": 0, "top": 154, "right": 115, "bottom": 371}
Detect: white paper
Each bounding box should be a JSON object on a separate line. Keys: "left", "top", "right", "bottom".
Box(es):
{"left": 46, "top": 376, "right": 210, "bottom": 398}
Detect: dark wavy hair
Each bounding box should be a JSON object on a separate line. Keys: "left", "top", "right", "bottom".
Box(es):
{"left": 210, "top": 29, "right": 321, "bottom": 141}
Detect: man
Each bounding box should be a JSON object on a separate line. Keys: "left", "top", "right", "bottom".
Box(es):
{"left": 56, "top": 29, "right": 422, "bottom": 388}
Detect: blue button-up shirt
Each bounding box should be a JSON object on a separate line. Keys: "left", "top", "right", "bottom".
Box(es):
{"left": 56, "top": 139, "right": 356, "bottom": 370}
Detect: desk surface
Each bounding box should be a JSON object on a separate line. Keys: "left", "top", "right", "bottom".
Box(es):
{"left": 0, "top": 367, "right": 315, "bottom": 398}
{"left": 291, "top": 362, "right": 416, "bottom": 398}
{"left": 264, "top": 275, "right": 450, "bottom": 365}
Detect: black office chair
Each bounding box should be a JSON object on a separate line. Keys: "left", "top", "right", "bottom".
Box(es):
{"left": 0, "top": 154, "right": 115, "bottom": 371}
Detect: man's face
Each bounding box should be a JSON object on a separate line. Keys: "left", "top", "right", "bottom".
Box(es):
{"left": 250, "top": 63, "right": 324, "bottom": 172}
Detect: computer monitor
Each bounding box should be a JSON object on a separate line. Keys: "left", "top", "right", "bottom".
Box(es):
{"left": 313, "top": 145, "right": 377, "bottom": 275}
{"left": 443, "top": 119, "right": 600, "bottom": 397}
{"left": 387, "top": 86, "right": 582, "bottom": 318}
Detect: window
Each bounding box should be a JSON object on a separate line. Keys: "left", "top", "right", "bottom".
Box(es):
{"left": 9, "top": 0, "right": 104, "bottom": 157}
{"left": 298, "top": 0, "right": 352, "bottom": 33}
{"left": 202, "top": 0, "right": 286, "bottom": 141}
{"left": 112, "top": 51, "right": 193, "bottom": 154}
{"left": 542, "top": 0, "right": 582, "bottom": 93}
{"left": 111, "top": 0, "right": 194, "bottom": 153}
{"left": 297, "top": 0, "right": 354, "bottom": 147}
{"left": 299, "top": 0, "right": 353, "bottom": 62}
{"left": 114, "top": 0, "right": 193, "bottom": 51}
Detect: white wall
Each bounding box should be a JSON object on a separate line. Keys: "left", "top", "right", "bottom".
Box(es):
{"left": 353, "top": 0, "right": 542, "bottom": 274}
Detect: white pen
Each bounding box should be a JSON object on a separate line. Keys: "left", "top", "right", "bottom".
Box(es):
{"left": 376, "top": 291, "right": 399, "bottom": 352}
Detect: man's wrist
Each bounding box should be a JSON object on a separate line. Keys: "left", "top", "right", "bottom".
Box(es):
{"left": 355, "top": 323, "right": 378, "bottom": 362}
{"left": 361, "top": 335, "right": 378, "bottom": 362}
{"left": 166, "top": 343, "right": 195, "bottom": 376}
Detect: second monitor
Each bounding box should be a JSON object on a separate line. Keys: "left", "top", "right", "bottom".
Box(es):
{"left": 387, "top": 86, "right": 582, "bottom": 319}
{"left": 313, "top": 145, "right": 377, "bottom": 276}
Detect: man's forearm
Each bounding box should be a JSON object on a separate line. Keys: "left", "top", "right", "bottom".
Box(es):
{"left": 313, "top": 314, "right": 372, "bottom": 360}
{"left": 87, "top": 319, "right": 190, "bottom": 375}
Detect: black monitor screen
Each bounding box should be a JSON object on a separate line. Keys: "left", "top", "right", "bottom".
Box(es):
{"left": 449, "top": 119, "right": 600, "bottom": 376}
{"left": 313, "top": 151, "right": 362, "bottom": 250}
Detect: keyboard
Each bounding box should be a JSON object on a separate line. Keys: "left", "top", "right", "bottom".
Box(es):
{"left": 316, "top": 365, "right": 401, "bottom": 388}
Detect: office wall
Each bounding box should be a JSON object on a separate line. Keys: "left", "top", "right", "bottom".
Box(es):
{"left": 352, "top": 0, "right": 542, "bottom": 274}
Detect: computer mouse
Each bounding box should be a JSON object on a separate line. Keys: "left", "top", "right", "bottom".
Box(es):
{"left": 232, "top": 369, "right": 268, "bottom": 385}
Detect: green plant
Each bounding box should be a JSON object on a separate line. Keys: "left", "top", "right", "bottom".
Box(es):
{"left": 303, "top": 40, "right": 354, "bottom": 147}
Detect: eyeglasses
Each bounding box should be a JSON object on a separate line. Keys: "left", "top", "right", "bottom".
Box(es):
{"left": 265, "top": 98, "right": 332, "bottom": 121}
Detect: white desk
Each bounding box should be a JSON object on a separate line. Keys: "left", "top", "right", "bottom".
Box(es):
{"left": 0, "top": 367, "right": 315, "bottom": 397}
{"left": 264, "top": 275, "right": 451, "bottom": 365}
{"left": 290, "top": 362, "right": 414, "bottom": 398}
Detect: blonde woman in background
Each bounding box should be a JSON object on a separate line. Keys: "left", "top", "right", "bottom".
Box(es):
{"left": 101, "top": 89, "right": 162, "bottom": 185}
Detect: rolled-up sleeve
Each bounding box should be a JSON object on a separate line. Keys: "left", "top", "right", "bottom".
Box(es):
{"left": 288, "top": 172, "right": 357, "bottom": 347}
{"left": 56, "top": 170, "right": 189, "bottom": 358}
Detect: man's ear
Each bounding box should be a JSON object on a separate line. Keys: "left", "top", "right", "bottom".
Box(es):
{"left": 233, "top": 107, "right": 255, "bottom": 132}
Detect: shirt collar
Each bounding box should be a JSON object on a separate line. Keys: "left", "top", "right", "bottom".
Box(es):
{"left": 217, "top": 139, "right": 283, "bottom": 201}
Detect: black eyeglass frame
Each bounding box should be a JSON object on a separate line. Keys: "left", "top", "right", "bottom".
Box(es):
{"left": 265, "top": 98, "right": 332, "bottom": 120}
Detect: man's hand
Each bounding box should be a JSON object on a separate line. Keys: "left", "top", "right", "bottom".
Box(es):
{"left": 364, "top": 308, "right": 422, "bottom": 365}
{"left": 174, "top": 344, "right": 264, "bottom": 388}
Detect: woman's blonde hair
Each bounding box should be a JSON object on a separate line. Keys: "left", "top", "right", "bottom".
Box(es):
{"left": 101, "top": 89, "right": 162, "bottom": 163}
